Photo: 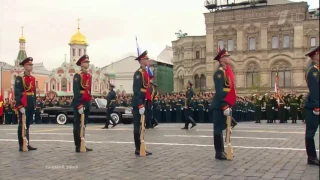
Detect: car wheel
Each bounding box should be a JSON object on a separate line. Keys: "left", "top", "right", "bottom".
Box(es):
{"left": 56, "top": 113, "right": 67, "bottom": 125}
{"left": 110, "top": 113, "right": 120, "bottom": 124}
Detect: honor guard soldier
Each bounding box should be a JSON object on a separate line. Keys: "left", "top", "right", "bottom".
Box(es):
{"left": 211, "top": 48, "right": 237, "bottom": 160}
{"left": 72, "top": 55, "right": 93, "bottom": 152}
{"left": 132, "top": 51, "right": 152, "bottom": 156}
{"left": 102, "top": 83, "right": 117, "bottom": 129}
{"left": 181, "top": 80, "right": 197, "bottom": 129}
{"left": 303, "top": 46, "right": 319, "bottom": 166}
{"left": 150, "top": 82, "right": 159, "bottom": 128}
{"left": 14, "top": 57, "right": 37, "bottom": 151}
{"left": 35, "top": 97, "right": 43, "bottom": 124}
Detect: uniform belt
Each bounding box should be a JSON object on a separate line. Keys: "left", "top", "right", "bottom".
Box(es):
{"left": 176, "top": 104, "right": 182, "bottom": 105}
{"left": 198, "top": 104, "right": 204, "bottom": 106}
{"left": 290, "top": 103, "right": 298, "bottom": 105}
{"left": 26, "top": 92, "right": 34, "bottom": 95}
{"left": 110, "top": 100, "right": 116, "bottom": 102}
{"left": 223, "top": 88, "right": 230, "bottom": 92}
{"left": 80, "top": 90, "right": 86, "bottom": 94}
{"left": 140, "top": 88, "right": 146, "bottom": 92}
{"left": 266, "top": 104, "right": 272, "bottom": 106}
{"left": 255, "top": 105, "right": 261, "bottom": 106}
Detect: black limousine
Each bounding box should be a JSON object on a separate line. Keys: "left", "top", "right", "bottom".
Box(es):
{"left": 40, "top": 98, "right": 133, "bottom": 125}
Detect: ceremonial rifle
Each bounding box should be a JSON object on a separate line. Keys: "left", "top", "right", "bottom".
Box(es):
{"left": 80, "top": 112, "right": 86, "bottom": 152}
{"left": 22, "top": 114, "right": 28, "bottom": 152}
{"left": 225, "top": 114, "right": 233, "bottom": 160}
{"left": 80, "top": 79, "right": 89, "bottom": 153}
{"left": 139, "top": 113, "right": 147, "bottom": 156}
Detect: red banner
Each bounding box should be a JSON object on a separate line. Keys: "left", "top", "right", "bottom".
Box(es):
{"left": 0, "top": 91, "right": 3, "bottom": 116}
{"left": 224, "top": 65, "right": 237, "bottom": 107}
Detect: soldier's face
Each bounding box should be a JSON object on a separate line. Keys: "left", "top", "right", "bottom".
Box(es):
{"left": 24, "top": 64, "right": 33, "bottom": 72}
{"left": 81, "top": 62, "right": 90, "bottom": 69}
{"left": 312, "top": 53, "right": 319, "bottom": 64}
{"left": 140, "top": 59, "right": 148, "bottom": 66}
{"left": 220, "top": 56, "right": 230, "bottom": 65}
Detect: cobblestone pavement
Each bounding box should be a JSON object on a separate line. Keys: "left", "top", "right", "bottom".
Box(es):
{"left": 0, "top": 122, "right": 319, "bottom": 180}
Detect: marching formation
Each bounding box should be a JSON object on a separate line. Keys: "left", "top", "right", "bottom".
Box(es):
{"left": 9, "top": 45, "right": 319, "bottom": 166}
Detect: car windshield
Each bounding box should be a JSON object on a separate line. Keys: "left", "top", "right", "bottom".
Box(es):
{"left": 96, "top": 98, "right": 107, "bottom": 107}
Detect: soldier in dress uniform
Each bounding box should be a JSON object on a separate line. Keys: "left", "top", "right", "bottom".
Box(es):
{"left": 72, "top": 55, "right": 93, "bottom": 152}
{"left": 289, "top": 92, "right": 299, "bottom": 123}
{"left": 150, "top": 82, "right": 159, "bottom": 128}
{"left": 175, "top": 93, "right": 184, "bottom": 123}
{"left": 132, "top": 51, "right": 152, "bottom": 156}
{"left": 35, "top": 97, "right": 43, "bottom": 124}
{"left": 181, "top": 80, "right": 197, "bottom": 130}
{"left": 211, "top": 48, "right": 236, "bottom": 160}
{"left": 303, "top": 46, "right": 319, "bottom": 166}
{"left": 102, "top": 83, "right": 117, "bottom": 129}
{"left": 4, "top": 98, "right": 13, "bottom": 124}
{"left": 14, "top": 57, "right": 37, "bottom": 151}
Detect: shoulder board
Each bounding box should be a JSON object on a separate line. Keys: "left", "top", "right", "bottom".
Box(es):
{"left": 138, "top": 68, "right": 143, "bottom": 73}
{"left": 219, "top": 67, "right": 224, "bottom": 71}
{"left": 77, "top": 71, "right": 82, "bottom": 74}
{"left": 19, "top": 73, "right": 24, "bottom": 77}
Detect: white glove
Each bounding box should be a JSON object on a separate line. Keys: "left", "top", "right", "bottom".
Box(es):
{"left": 19, "top": 108, "right": 26, "bottom": 114}
{"left": 223, "top": 108, "right": 231, "bottom": 116}
{"left": 284, "top": 106, "right": 287, "bottom": 109}
{"left": 78, "top": 107, "right": 84, "bottom": 114}
{"left": 287, "top": 107, "right": 290, "bottom": 110}
{"left": 313, "top": 110, "right": 319, "bottom": 116}
{"left": 139, "top": 107, "right": 145, "bottom": 115}
{"left": 272, "top": 107, "right": 274, "bottom": 110}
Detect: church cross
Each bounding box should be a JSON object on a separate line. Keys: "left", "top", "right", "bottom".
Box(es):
{"left": 77, "top": 18, "right": 80, "bottom": 29}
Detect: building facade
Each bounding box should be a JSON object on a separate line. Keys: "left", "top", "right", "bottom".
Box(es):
{"left": 0, "top": 29, "right": 51, "bottom": 99}
{"left": 44, "top": 22, "right": 108, "bottom": 96}
{"left": 172, "top": 2, "right": 319, "bottom": 94}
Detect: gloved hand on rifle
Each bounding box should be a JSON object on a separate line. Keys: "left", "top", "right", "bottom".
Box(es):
{"left": 20, "top": 107, "right": 26, "bottom": 114}
{"left": 223, "top": 107, "right": 231, "bottom": 116}
{"left": 313, "top": 108, "right": 319, "bottom": 115}
{"left": 78, "top": 107, "right": 84, "bottom": 114}
{"left": 139, "top": 107, "right": 145, "bottom": 115}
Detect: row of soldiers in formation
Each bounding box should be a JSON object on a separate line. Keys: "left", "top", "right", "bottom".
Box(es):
{"left": 1, "top": 91, "right": 306, "bottom": 125}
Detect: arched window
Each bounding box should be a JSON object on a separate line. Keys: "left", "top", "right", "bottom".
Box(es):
{"left": 248, "top": 38, "right": 256, "bottom": 50}
{"left": 194, "top": 74, "right": 200, "bottom": 89}
{"left": 283, "top": 35, "right": 290, "bottom": 48}
{"left": 272, "top": 36, "right": 279, "bottom": 49}
{"left": 200, "top": 74, "right": 206, "bottom": 92}
{"left": 310, "top": 37, "right": 316, "bottom": 47}
{"left": 271, "top": 64, "right": 291, "bottom": 88}
{"left": 271, "top": 67, "right": 277, "bottom": 88}
{"left": 246, "top": 68, "right": 259, "bottom": 87}
{"left": 61, "top": 78, "right": 67, "bottom": 91}
{"left": 217, "top": 40, "right": 224, "bottom": 50}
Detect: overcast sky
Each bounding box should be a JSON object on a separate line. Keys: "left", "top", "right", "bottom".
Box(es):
{"left": 0, "top": 0, "right": 318, "bottom": 70}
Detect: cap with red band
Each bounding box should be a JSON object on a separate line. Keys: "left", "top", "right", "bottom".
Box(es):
{"left": 76, "top": 55, "right": 90, "bottom": 66}
{"left": 19, "top": 57, "right": 33, "bottom": 66}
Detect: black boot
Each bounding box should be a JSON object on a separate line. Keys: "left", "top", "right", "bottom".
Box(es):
{"left": 214, "top": 134, "right": 226, "bottom": 160}
{"left": 189, "top": 116, "right": 197, "bottom": 129}
{"left": 306, "top": 138, "right": 318, "bottom": 163}
{"left": 26, "top": 129, "right": 37, "bottom": 150}
{"left": 111, "top": 119, "right": 117, "bottom": 128}
{"left": 17, "top": 126, "right": 23, "bottom": 151}
{"left": 134, "top": 133, "right": 140, "bottom": 153}
{"left": 152, "top": 118, "right": 158, "bottom": 128}
{"left": 73, "top": 129, "right": 80, "bottom": 152}
{"left": 181, "top": 121, "right": 188, "bottom": 130}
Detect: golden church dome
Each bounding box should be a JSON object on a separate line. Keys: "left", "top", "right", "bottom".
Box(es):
{"left": 69, "top": 19, "right": 88, "bottom": 45}
{"left": 19, "top": 26, "right": 26, "bottom": 43}
{"left": 69, "top": 29, "right": 88, "bottom": 45}
{"left": 19, "top": 35, "right": 26, "bottom": 43}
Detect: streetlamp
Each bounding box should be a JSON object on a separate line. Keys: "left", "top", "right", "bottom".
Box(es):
{"left": 0, "top": 62, "right": 7, "bottom": 91}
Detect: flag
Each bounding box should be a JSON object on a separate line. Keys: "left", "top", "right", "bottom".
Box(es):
{"left": 275, "top": 72, "right": 280, "bottom": 107}
{"left": 8, "top": 88, "right": 14, "bottom": 103}
{"left": 0, "top": 90, "right": 3, "bottom": 116}
{"left": 135, "top": 36, "right": 142, "bottom": 56}
{"left": 135, "top": 36, "right": 153, "bottom": 78}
